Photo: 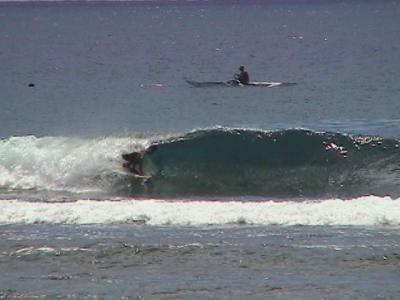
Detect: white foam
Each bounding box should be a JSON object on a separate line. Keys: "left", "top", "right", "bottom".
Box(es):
{"left": 1, "top": 196, "right": 399, "bottom": 226}
{"left": 13, "top": 246, "right": 91, "bottom": 256}
{"left": 0, "top": 135, "right": 151, "bottom": 192}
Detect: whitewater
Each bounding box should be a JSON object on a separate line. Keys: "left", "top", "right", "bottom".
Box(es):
{"left": 0, "top": 134, "right": 148, "bottom": 193}
{"left": 1, "top": 196, "right": 400, "bottom": 226}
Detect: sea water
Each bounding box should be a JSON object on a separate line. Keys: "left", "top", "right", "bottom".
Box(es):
{"left": 1, "top": 1, "right": 400, "bottom": 299}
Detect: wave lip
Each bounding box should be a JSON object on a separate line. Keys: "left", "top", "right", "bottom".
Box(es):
{"left": 1, "top": 196, "right": 399, "bottom": 226}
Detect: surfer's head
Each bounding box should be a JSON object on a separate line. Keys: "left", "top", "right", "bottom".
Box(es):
{"left": 146, "top": 145, "right": 157, "bottom": 154}
{"left": 239, "top": 65, "right": 245, "bottom": 71}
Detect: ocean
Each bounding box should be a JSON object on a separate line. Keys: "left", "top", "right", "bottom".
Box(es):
{"left": 1, "top": 0, "right": 400, "bottom": 299}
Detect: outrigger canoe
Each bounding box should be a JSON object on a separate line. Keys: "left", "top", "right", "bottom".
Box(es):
{"left": 186, "top": 79, "right": 296, "bottom": 88}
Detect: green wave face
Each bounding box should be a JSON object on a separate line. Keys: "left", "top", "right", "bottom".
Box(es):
{"left": 131, "top": 129, "right": 400, "bottom": 198}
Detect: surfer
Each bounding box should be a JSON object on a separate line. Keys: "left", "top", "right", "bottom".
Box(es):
{"left": 122, "top": 152, "right": 143, "bottom": 175}
{"left": 234, "top": 65, "right": 250, "bottom": 85}
{"left": 122, "top": 145, "right": 157, "bottom": 176}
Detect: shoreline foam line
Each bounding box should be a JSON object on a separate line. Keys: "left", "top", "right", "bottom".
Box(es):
{"left": 1, "top": 196, "right": 399, "bottom": 226}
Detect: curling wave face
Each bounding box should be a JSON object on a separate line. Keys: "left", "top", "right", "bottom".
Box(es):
{"left": 0, "top": 128, "right": 400, "bottom": 198}
{"left": 141, "top": 128, "right": 400, "bottom": 198}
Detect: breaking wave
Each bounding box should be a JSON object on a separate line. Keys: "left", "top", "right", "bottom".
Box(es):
{"left": 1, "top": 128, "right": 400, "bottom": 198}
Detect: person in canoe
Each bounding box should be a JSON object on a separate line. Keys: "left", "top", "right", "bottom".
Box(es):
{"left": 233, "top": 65, "right": 250, "bottom": 85}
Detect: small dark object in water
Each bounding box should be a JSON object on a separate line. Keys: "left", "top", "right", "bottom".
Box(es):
{"left": 28, "top": 83, "right": 35, "bottom": 87}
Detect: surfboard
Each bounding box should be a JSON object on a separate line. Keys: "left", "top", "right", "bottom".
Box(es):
{"left": 112, "top": 162, "right": 151, "bottom": 180}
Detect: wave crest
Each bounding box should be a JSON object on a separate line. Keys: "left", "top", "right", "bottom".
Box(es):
{"left": 1, "top": 128, "right": 399, "bottom": 198}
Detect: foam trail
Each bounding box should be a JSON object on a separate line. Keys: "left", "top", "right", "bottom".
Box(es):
{"left": 1, "top": 196, "right": 399, "bottom": 226}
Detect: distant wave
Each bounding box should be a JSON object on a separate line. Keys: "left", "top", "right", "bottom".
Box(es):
{"left": 1, "top": 128, "right": 400, "bottom": 198}
{"left": 1, "top": 196, "right": 399, "bottom": 226}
